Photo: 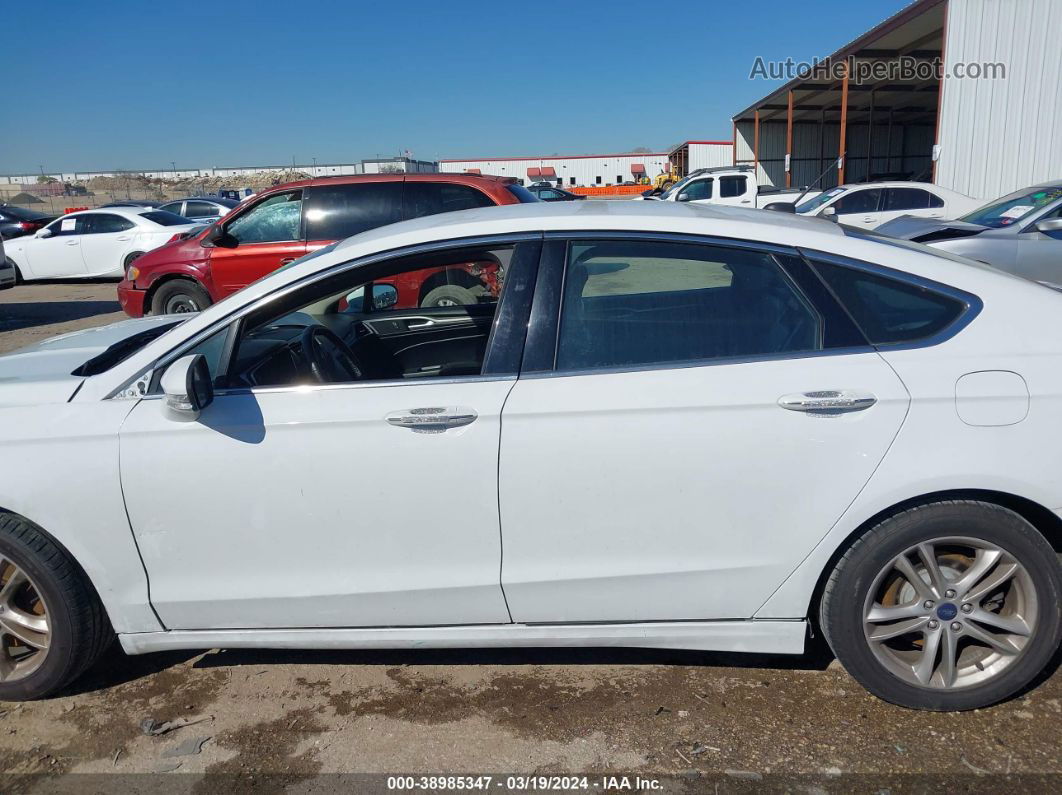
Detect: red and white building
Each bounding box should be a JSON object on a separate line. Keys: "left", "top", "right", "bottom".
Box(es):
{"left": 438, "top": 151, "right": 674, "bottom": 188}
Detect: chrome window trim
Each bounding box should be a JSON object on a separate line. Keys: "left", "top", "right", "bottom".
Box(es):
{"left": 526, "top": 345, "right": 878, "bottom": 381}
{"left": 542, "top": 229, "right": 803, "bottom": 256}
{"left": 107, "top": 232, "right": 542, "bottom": 399}
{"left": 135, "top": 373, "right": 516, "bottom": 401}
{"left": 798, "top": 247, "right": 984, "bottom": 351}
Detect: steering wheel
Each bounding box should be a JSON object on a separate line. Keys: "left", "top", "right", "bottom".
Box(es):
{"left": 300, "top": 326, "right": 364, "bottom": 383}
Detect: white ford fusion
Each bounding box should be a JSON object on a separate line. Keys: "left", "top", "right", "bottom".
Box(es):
{"left": 0, "top": 202, "right": 1059, "bottom": 710}
{"left": 3, "top": 206, "right": 199, "bottom": 281}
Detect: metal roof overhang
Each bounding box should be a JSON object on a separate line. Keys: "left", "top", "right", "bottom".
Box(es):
{"left": 732, "top": 0, "right": 946, "bottom": 126}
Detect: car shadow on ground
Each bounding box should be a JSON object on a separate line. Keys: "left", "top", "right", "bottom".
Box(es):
{"left": 0, "top": 301, "right": 120, "bottom": 332}
{"left": 189, "top": 642, "right": 838, "bottom": 673}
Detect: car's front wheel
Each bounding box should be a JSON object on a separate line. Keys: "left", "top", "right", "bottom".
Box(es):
{"left": 821, "top": 501, "right": 1061, "bottom": 710}
{"left": 151, "top": 279, "right": 213, "bottom": 315}
{"left": 0, "top": 513, "right": 113, "bottom": 701}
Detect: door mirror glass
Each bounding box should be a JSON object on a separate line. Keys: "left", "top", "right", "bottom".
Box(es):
{"left": 36, "top": 227, "right": 53, "bottom": 239}
{"left": 161, "top": 354, "right": 214, "bottom": 420}
{"left": 677, "top": 191, "right": 691, "bottom": 202}
{"left": 372, "top": 284, "right": 398, "bottom": 310}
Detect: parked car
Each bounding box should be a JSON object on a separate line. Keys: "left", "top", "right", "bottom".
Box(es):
{"left": 793, "top": 181, "right": 980, "bottom": 229}
{"left": 2, "top": 201, "right": 1062, "bottom": 709}
{"left": 0, "top": 205, "right": 57, "bottom": 240}
{"left": 0, "top": 237, "right": 13, "bottom": 290}
{"left": 640, "top": 165, "right": 815, "bottom": 209}
{"left": 3, "top": 208, "right": 200, "bottom": 281}
{"left": 526, "top": 185, "right": 586, "bottom": 202}
{"left": 100, "top": 200, "right": 161, "bottom": 209}
{"left": 117, "top": 174, "right": 538, "bottom": 317}
{"left": 876, "top": 181, "right": 1062, "bottom": 284}
{"left": 156, "top": 197, "right": 240, "bottom": 224}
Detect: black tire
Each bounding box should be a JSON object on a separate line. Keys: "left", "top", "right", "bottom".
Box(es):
{"left": 0, "top": 513, "right": 113, "bottom": 701}
{"left": 820, "top": 500, "right": 1062, "bottom": 710}
{"left": 123, "top": 251, "right": 146, "bottom": 270}
{"left": 150, "top": 279, "right": 212, "bottom": 315}
{"left": 420, "top": 284, "right": 477, "bottom": 308}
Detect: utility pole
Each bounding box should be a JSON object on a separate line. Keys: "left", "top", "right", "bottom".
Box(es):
{"left": 312, "top": 157, "right": 318, "bottom": 176}
{"left": 171, "top": 161, "right": 177, "bottom": 179}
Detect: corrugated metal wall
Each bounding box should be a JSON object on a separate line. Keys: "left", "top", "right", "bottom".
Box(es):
{"left": 686, "top": 143, "right": 734, "bottom": 171}
{"left": 936, "top": 0, "right": 1062, "bottom": 199}
{"left": 438, "top": 154, "right": 671, "bottom": 186}
{"left": 736, "top": 120, "right": 934, "bottom": 189}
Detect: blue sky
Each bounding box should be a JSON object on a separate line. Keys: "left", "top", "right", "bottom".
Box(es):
{"left": 4, "top": 0, "right": 909, "bottom": 173}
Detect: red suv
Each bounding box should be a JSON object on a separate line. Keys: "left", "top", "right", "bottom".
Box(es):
{"left": 117, "top": 174, "right": 535, "bottom": 317}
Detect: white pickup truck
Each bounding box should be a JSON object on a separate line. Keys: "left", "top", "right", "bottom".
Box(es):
{"left": 640, "top": 166, "right": 819, "bottom": 210}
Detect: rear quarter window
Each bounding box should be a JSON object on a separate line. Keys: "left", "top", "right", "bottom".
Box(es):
{"left": 811, "top": 260, "right": 967, "bottom": 344}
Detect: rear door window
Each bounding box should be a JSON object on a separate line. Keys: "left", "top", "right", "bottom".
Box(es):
{"left": 406, "top": 183, "right": 496, "bottom": 218}
{"left": 719, "top": 175, "right": 747, "bottom": 198}
{"left": 884, "top": 188, "right": 938, "bottom": 211}
{"left": 185, "top": 200, "right": 220, "bottom": 218}
{"left": 303, "top": 183, "right": 404, "bottom": 241}
{"left": 86, "top": 214, "right": 136, "bottom": 234}
{"left": 157, "top": 202, "right": 185, "bottom": 216}
{"left": 811, "top": 260, "right": 965, "bottom": 344}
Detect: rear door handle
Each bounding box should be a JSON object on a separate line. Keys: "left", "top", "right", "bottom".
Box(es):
{"left": 279, "top": 257, "right": 297, "bottom": 265}
{"left": 115, "top": 236, "right": 131, "bottom": 242}
{"left": 779, "top": 390, "right": 877, "bottom": 413}
{"left": 386, "top": 406, "right": 478, "bottom": 432}
{"left": 66, "top": 240, "right": 79, "bottom": 246}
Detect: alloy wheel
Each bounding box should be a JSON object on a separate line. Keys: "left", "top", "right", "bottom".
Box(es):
{"left": 0, "top": 557, "right": 51, "bottom": 682}
{"left": 165, "top": 296, "right": 200, "bottom": 314}
{"left": 862, "top": 536, "right": 1037, "bottom": 689}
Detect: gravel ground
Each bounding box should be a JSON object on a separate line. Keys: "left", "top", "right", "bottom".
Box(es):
{"left": 0, "top": 282, "right": 1060, "bottom": 793}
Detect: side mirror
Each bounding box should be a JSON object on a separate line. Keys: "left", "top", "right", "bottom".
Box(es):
{"left": 160, "top": 354, "right": 214, "bottom": 421}
{"left": 677, "top": 192, "right": 691, "bottom": 202}
{"left": 372, "top": 284, "right": 398, "bottom": 310}
{"left": 201, "top": 225, "right": 238, "bottom": 248}
{"left": 1033, "top": 218, "right": 1062, "bottom": 234}
{"left": 36, "top": 228, "right": 53, "bottom": 239}
{"left": 821, "top": 206, "right": 839, "bottom": 222}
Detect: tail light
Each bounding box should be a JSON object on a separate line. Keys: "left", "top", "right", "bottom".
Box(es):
{"left": 16, "top": 221, "right": 42, "bottom": 232}
{"left": 166, "top": 233, "right": 181, "bottom": 243}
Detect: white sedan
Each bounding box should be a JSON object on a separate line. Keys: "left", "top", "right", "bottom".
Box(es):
{"left": 0, "top": 202, "right": 1059, "bottom": 710}
{"left": 794, "top": 181, "right": 980, "bottom": 228}
{"left": 3, "top": 207, "right": 199, "bottom": 281}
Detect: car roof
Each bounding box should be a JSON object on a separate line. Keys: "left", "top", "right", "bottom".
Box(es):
{"left": 62, "top": 206, "right": 184, "bottom": 222}
{"left": 253, "top": 172, "right": 517, "bottom": 193}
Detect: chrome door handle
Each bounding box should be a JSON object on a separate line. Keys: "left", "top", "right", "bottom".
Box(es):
{"left": 406, "top": 318, "right": 436, "bottom": 329}
{"left": 779, "top": 390, "right": 877, "bottom": 413}
{"left": 279, "top": 257, "right": 297, "bottom": 265}
{"left": 386, "top": 406, "right": 478, "bottom": 432}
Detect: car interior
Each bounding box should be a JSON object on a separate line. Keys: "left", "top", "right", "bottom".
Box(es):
{"left": 211, "top": 245, "right": 513, "bottom": 389}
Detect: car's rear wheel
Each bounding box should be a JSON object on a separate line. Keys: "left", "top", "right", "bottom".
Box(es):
{"left": 821, "top": 501, "right": 1061, "bottom": 710}
{"left": 151, "top": 279, "right": 212, "bottom": 315}
{"left": 0, "top": 513, "right": 113, "bottom": 701}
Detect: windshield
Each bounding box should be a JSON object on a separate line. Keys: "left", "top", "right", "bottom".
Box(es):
{"left": 69, "top": 321, "right": 184, "bottom": 377}
{"left": 796, "top": 187, "right": 846, "bottom": 214}
{"left": 140, "top": 210, "right": 193, "bottom": 226}
{"left": 959, "top": 186, "right": 1062, "bottom": 228}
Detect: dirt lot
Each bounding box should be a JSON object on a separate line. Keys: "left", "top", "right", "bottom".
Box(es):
{"left": 0, "top": 282, "right": 1060, "bottom": 793}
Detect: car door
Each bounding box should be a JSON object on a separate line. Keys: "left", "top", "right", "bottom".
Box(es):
{"left": 118, "top": 237, "right": 538, "bottom": 630}
{"left": 677, "top": 177, "right": 713, "bottom": 204}
{"left": 24, "top": 215, "right": 89, "bottom": 278}
{"left": 498, "top": 236, "right": 910, "bottom": 622}
{"left": 209, "top": 189, "right": 307, "bottom": 295}
{"left": 79, "top": 212, "right": 137, "bottom": 276}
{"left": 304, "top": 180, "right": 406, "bottom": 254}
{"left": 832, "top": 187, "right": 883, "bottom": 227}
{"left": 715, "top": 174, "right": 753, "bottom": 207}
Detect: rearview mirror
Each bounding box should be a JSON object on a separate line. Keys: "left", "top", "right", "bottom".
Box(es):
{"left": 35, "top": 228, "right": 53, "bottom": 239}
{"left": 372, "top": 284, "right": 398, "bottom": 310}
{"left": 1033, "top": 218, "right": 1062, "bottom": 234}
{"left": 160, "top": 354, "right": 214, "bottom": 421}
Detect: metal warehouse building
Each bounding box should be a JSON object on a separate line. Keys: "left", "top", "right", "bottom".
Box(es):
{"left": 667, "top": 141, "right": 734, "bottom": 176}
{"left": 732, "top": 0, "right": 1062, "bottom": 199}
{"left": 438, "top": 152, "right": 673, "bottom": 187}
